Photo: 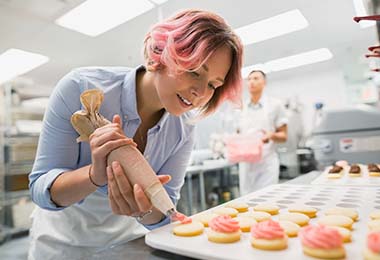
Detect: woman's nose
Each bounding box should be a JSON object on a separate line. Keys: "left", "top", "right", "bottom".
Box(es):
{"left": 191, "top": 83, "right": 206, "bottom": 98}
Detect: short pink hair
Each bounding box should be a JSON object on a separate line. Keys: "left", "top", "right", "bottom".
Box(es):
{"left": 144, "top": 9, "right": 243, "bottom": 115}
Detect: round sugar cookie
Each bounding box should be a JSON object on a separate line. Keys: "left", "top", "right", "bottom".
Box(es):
{"left": 279, "top": 220, "right": 301, "bottom": 237}
{"left": 213, "top": 207, "right": 239, "bottom": 217}
{"left": 193, "top": 213, "right": 219, "bottom": 227}
{"left": 234, "top": 216, "right": 257, "bottom": 232}
{"left": 325, "top": 207, "right": 359, "bottom": 221}
{"left": 225, "top": 201, "right": 249, "bottom": 212}
{"left": 368, "top": 219, "right": 380, "bottom": 232}
{"left": 207, "top": 229, "right": 241, "bottom": 243}
{"left": 239, "top": 211, "right": 272, "bottom": 222}
{"left": 329, "top": 226, "right": 352, "bottom": 243}
{"left": 370, "top": 210, "right": 380, "bottom": 220}
{"left": 251, "top": 237, "right": 288, "bottom": 250}
{"left": 253, "top": 204, "right": 280, "bottom": 215}
{"left": 172, "top": 221, "right": 204, "bottom": 237}
{"left": 279, "top": 213, "right": 310, "bottom": 227}
{"left": 302, "top": 245, "right": 346, "bottom": 259}
{"left": 318, "top": 215, "right": 354, "bottom": 230}
{"left": 288, "top": 205, "right": 317, "bottom": 218}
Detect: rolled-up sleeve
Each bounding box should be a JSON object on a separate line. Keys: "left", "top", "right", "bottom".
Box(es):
{"left": 29, "top": 70, "right": 82, "bottom": 210}
{"left": 143, "top": 130, "right": 195, "bottom": 230}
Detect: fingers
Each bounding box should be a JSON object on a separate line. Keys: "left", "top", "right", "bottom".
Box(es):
{"left": 134, "top": 184, "right": 153, "bottom": 213}
{"left": 107, "top": 164, "right": 132, "bottom": 215}
{"left": 157, "top": 175, "right": 171, "bottom": 185}
{"left": 112, "top": 114, "right": 121, "bottom": 127}
{"left": 108, "top": 166, "right": 126, "bottom": 215}
{"left": 111, "top": 161, "right": 139, "bottom": 212}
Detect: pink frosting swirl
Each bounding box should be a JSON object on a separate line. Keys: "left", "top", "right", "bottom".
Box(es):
{"left": 171, "top": 212, "right": 192, "bottom": 224}
{"left": 300, "top": 225, "right": 343, "bottom": 249}
{"left": 209, "top": 215, "right": 240, "bottom": 233}
{"left": 250, "top": 219, "right": 285, "bottom": 239}
{"left": 368, "top": 232, "right": 380, "bottom": 253}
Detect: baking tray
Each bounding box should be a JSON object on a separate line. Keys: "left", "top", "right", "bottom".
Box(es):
{"left": 311, "top": 164, "right": 380, "bottom": 186}
{"left": 145, "top": 184, "right": 380, "bottom": 260}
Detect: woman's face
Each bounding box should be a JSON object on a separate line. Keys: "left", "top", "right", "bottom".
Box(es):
{"left": 154, "top": 45, "right": 232, "bottom": 116}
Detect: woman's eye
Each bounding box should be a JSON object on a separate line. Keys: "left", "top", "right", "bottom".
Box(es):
{"left": 208, "top": 83, "right": 216, "bottom": 90}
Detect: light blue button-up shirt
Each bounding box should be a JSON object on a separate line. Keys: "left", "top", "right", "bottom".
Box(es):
{"left": 29, "top": 66, "right": 195, "bottom": 229}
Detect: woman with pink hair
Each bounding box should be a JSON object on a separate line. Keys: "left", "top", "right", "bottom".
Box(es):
{"left": 28, "top": 9, "right": 243, "bottom": 258}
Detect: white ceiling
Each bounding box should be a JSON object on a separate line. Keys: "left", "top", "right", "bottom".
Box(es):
{"left": 0, "top": 0, "right": 377, "bottom": 89}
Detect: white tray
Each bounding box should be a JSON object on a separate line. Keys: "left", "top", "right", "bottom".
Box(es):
{"left": 145, "top": 184, "right": 380, "bottom": 260}
{"left": 311, "top": 164, "right": 380, "bottom": 186}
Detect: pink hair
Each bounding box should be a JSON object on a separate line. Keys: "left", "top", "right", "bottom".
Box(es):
{"left": 144, "top": 9, "right": 243, "bottom": 115}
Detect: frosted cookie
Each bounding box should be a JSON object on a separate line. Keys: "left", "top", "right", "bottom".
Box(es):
{"left": 328, "top": 165, "right": 343, "bottom": 179}
{"left": 279, "top": 220, "right": 301, "bottom": 237}
{"left": 300, "top": 225, "right": 345, "bottom": 259}
{"left": 234, "top": 216, "right": 257, "bottom": 232}
{"left": 363, "top": 232, "right": 380, "bottom": 260}
{"left": 225, "top": 201, "right": 249, "bottom": 213}
{"left": 172, "top": 221, "right": 204, "bottom": 237}
{"left": 213, "top": 207, "right": 239, "bottom": 217}
{"left": 207, "top": 215, "right": 241, "bottom": 243}
{"left": 325, "top": 207, "right": 359, "bottom": 221}
{"left": 288, "top": 205, "right": 317, "bottom": 218}
{"left": 250, "top": 220, "right": 288, "bottom": 250}
{"left": 368, "top": 164, "right": 380, "bottom": 177}
{"left": 370, "top": 210, "right": 380, "bottom": 220}
{"left": 279, "top": 213, "right": 310, "bottom": 227}
{"left": 239, "top": 211, "right": 272, "bottom": 222}
{"left": 318, "top": 215, "right": 354, "bottom": 230}
{"left": 329, "top": 226, "right": 352, "bottom": 243}
{"left": 349, "top": 164, "right": 361, "bottom": 177}
{"left": 193, "top": 213, "right": 219, "bottom": 227}
{"left": 368, "top": 220, "right": 380, "bottom": 232}
{"left": 253, "top": 204, "right": 280, "bottom": 215}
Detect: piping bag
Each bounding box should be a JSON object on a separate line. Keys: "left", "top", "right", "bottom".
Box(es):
{"left": 71, "top": 89, "right": 190, "bottom": 223}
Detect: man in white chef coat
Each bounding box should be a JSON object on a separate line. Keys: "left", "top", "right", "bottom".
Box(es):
{"left": 238, "top": 70, "right": 288, "bottom": 195}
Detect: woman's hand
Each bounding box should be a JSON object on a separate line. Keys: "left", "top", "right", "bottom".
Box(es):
{"left": 107, "top": 161, "right": 171, "bottom": 218}
{"left": 89, "top": 115, "right": 136, "bottom": 186}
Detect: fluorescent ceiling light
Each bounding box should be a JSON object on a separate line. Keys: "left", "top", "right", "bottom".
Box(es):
{"left": 235, "top": 9, "right": 309, "bottom": 46}
{"left": 353, "top": 0, "right": 375, "bottom": 28}
{"left": 242, "top": 48, "right": 333, "bottom": 77}
{"left": 56, "top": 0, "right": 154, "bottom": 37}
{"left": 0, "top": 49, "right": 49, "bottom": 85}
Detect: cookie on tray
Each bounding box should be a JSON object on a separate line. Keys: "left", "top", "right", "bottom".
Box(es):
{"left": 368, "top": 164, "right": 380, "bottom": 177}
{"left": 225, "top": 201, "right": 249, "bottom": 213}
{"left": 207, "top": 215, "right": 241, "bottom": 243}
{"left": 318, "top": 215, "right": 354, "bottom": 230}
{"left": 172, "top": 221, "right": 204, "bottom": 237}
{"left": 370, "top": 210, "right": 380, "bottom": 220}
{"left": 300, "top": 225, "right": 345, "bottom": 259}
{"left": 324, "top": 207, "right": 359, "bottom": 221}
{"left": 368, "top": 220, "right": 380, "bottom": 232}
{"left": 239, "top": 211, "right": 272, "bottom": 222}
{"left": 279, "top": 220, "right": 301, "bottom": 237}
{"left": 329, "top": 226, "right": 352, "bottom": 243}
{"left": 253, "top": 203, "right": 280, "bottom": 215}
{"left": 279, "top": 212, "right": 310, "bottom": 227}
{"left": 327, "top": 165, "right": 344, "bottom": 179}
{"left": 213, "top": 207, "right": 239, "bottom": 217}
{"left": 348, "top": 164, "right": 362, "bottom": 177}
{"left": 193, "top": 212, "right": 219, "bottom": 227}
{"left": 250, "top": 220, "right": 288, "bottom": 250}
{"left": 288, "top": 205, "right": 317, "bottom": 218}
{"left": 234, "top": 216, "right": 257, "bottom": 232}
{"left": 363, "top": 232, "right": 380, "bottom": 260}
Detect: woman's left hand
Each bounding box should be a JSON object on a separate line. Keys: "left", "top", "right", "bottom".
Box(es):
{"left": 107, "top": 161, "right": 171, "bottom": 217}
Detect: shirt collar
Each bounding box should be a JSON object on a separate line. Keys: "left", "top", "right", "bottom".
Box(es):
{"left": 121, "top": 65, "right": 170, "bottom": 130}
{"left": 248, "top": 94, "right": 266, "bottom": 109}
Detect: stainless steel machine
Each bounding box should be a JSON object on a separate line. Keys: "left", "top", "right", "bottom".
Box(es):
{"left": 310, "top": 105, "right": 380, "bottom": 168}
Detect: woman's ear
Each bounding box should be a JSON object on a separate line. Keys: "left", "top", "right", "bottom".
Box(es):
{"left": 146, "top": 60, "right": 157, "bottom": 72}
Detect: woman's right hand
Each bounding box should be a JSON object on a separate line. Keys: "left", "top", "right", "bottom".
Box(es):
{"left": 89, "top": 114, "right": 136, "bottom": 186}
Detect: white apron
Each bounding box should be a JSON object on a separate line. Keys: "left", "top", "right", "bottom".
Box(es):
{"left": 28, "top": 190, "right": 148, "bottom": 260}
{"left": 238, "top": 102, "right": 280, "bottom": 195}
